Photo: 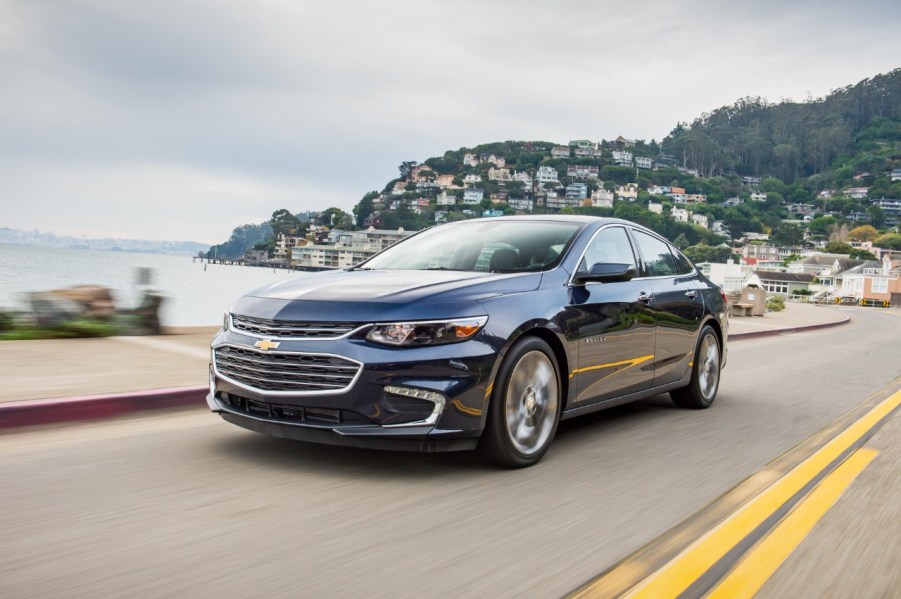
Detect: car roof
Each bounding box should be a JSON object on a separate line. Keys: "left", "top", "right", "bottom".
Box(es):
{"left": 451, "top": 214, "right": 655, "bottom": 232}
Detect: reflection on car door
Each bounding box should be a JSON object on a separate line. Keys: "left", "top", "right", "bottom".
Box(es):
{"left": 630, "top": 230, "right": 704, "bottom": 387}
{"left": 565, "top": 226, "right": 656, "bottom": 406}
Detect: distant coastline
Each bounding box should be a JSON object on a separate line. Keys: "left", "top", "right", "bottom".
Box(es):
{"left": 0, "top": 227, "right": 209, "bottom": 256}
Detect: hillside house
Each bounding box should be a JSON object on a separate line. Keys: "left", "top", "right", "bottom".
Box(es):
{"left": 672, "top": 208, "right": 690, "bottom": 223}
{"left": 845, "top": 187, "right": 869, "bottom": 199}
{"left": 615, "top": 183, "right": 638, "bottom": 202}
{"left": 566, "top": 165, "right": 600, "bottom": 179}
{"left": 612, "top": 151, "right": 633, "bottom": 166}
{"left": 436, "top": 191, "right": 456, "bottom": 206}
{"left": 463, "top": 188, "right": 484, "bottom": 204}
{"left": 435, "top": 174, "right": 456, "bottom": 188}
{"left": 536, "top": 166, "right": 559, "bottom": 184}
{"left": 513, "top": 171, "right": 533, "bottom": 187}
{"left": 487, "top": 167, "right": 512, "bottom": 182}
{"left": 551, "top": 146, "right": 571, "bottom": 158}
{"left": 635, "top": 157, "right": 653, "bottom": 169}
{"left": 591, "top": 188, "right": 614, "bottom": 208}
{"left": 566, "top": 183, "right": 588, "bottom": 200}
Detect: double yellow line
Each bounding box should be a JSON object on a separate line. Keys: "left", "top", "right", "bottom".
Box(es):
{"left": 570, "top": 386, "right": 901, "bottom": 599}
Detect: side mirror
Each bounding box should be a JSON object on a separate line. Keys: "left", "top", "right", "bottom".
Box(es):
{"left": 573, "top": 263, "right": 637, "bottom": 285}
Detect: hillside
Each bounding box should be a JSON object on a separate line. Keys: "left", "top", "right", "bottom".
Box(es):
{"left": 209, "top": 69, "right": 901, "bottom": 258}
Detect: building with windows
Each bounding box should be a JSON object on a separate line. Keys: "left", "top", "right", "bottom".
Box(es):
{"left": 290, "top": 227, "right": 412, "bottom": 270}
{"left": 840, "top": 258, "right": 901, "bottom": 301}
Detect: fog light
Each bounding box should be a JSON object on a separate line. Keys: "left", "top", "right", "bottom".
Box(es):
{"left": 382, "top": 385, "right": 446, "bottom": 426}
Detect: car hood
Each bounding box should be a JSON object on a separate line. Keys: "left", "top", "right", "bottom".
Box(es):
{"left": 231, "top": 269, "right": 542, "bottom": 322}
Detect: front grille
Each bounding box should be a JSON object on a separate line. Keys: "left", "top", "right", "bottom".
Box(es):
{"left": 214, "top": 345, "right": 361, "bottom": 393}
{"left": 231, "top": 315, "right": 360, "bottom": 339}
{"left": 219, "top": 393, "right": 371, "bottom": 425}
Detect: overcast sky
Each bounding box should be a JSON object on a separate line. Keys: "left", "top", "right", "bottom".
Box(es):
{"left": 1, "top": 0, "right": 899, "bottom": 244}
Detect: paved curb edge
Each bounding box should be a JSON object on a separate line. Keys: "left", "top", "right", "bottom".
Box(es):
{"left": 728, "top": 314, "right": 850, "bottom": 340}
{"left": 0, "top": 385, "right": 208, "bottom": 430}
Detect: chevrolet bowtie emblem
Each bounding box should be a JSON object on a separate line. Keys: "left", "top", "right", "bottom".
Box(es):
{"left": 254, "top": 339, "right": 281, "bottom": 351}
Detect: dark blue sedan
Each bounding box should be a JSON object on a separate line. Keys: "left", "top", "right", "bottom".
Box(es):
{"left": 207, "top": 215, "right": 728, "bottom": 467}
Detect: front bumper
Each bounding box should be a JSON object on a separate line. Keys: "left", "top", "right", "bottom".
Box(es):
{"left": 208, "top": 328, "right": 498, "bottom": 451}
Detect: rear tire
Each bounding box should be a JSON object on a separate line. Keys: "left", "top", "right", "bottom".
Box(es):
{"left": 478, "top": 337, "right": 561, "bottom": 468}
{"left": 671, "top": 325, "right": 721, "bottom": 409}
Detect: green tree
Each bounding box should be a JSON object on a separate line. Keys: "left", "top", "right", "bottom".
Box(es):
{"left": 772, "top": 223, "right": 805, "bottom": 246}
{"left": 270, "top": 209, "right": 303, "bottom": 237}
{"left": 398, "top": 161, "right": 418, "bottom": 180}
{"left": 874, "top": 233, "right": 901, "bottom": 250}
{"left": 207, "top": 222, "right": 273, "bottom": 259}
{"left": 824, "top": 242, "right": 853, "bottom": 254}
{"left": 353, "top": 191, "right": 379, "bottom": 228}
{"left": 867, "top": 205, "right": 886, "bottom": 228}
{"left": 684, "top": 244, "right": 734, "bottom": 263}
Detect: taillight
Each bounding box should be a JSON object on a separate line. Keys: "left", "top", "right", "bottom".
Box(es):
{"left": 720, "top": 289, "right": 728, "bottom": 305}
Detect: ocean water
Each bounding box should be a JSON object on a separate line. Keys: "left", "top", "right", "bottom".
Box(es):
{"left": 0, "top": 244, "right": 300, "bottom": 326}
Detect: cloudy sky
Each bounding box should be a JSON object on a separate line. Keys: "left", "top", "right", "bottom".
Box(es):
{"left": 1, "top": 0, "right": 899, "bottom": 244}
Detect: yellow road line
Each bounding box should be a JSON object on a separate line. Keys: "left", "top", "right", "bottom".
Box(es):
{"left": 593, "top": 389, "right": 901, "bottom": 599}
{"left": 707, "top": 447, "right": 878, "bottom": 599}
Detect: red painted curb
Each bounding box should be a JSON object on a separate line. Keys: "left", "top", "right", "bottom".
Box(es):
{"left": 728, "top": 315, "right": 850, "bottom": 341}
{"left": 0, "top": 385, "right": 208, "bottom": 430}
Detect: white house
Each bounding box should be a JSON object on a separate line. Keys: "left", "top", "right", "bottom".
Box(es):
{"left": 536, "top": 165, "right": 559, "bottom": 184}
{"left": 612, "top": 151, "right": 633, "bottom": 166}
{"left": 591, "top": 188, "right": 614, "bottom": 208}
{"left": 487, "top": 167, "right": 512, "bottom": 182}
{"left": 463, "top": 188, "right": 484, "bottom": 204}
{"left": 436, "top": 191, "right": 456, "bottom": 206}
{"left": 672, "top": 208, "right": 690, "bottom": 222}
{"left": 691, "top": 213, "right": 709, "bottom": 228}
{"left": 616, "top": 183, "right": 639, "bottom": 202}
{"left": 635, "top": 157, "right": 653, "bottom": 169}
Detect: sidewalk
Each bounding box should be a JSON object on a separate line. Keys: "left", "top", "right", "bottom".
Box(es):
{"left": 0, "top": 304, "right": 849, "bottom": 424}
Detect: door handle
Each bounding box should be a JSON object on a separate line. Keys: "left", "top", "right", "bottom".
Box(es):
{"left": 685, "top": 290, "right": 698, "bottom": 299}
{"left": 638, "top": 292, "right": 653, "bottom": 303}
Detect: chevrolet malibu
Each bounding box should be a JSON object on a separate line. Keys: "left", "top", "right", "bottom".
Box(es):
{"left": 208, "top": 215, "right": 728, "bottom": 467}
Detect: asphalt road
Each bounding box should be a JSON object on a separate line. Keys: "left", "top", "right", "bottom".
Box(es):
{"left": 1, "top": 308, "right": 899, "bottom": 597}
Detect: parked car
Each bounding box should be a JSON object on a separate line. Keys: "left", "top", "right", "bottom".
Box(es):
{"left": 208, "top": 216, "right": 728, "bottom": 467}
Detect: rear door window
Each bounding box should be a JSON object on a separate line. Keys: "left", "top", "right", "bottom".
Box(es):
{"left": 632, "top": 230, "right": 678, "bottom": 277}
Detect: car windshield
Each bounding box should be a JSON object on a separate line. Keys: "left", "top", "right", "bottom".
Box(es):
{"left": 359, "top": 220, "right": 583, "bottom": 273}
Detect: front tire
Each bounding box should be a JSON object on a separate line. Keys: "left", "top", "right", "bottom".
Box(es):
{"left": 478, "top": 337, "right": 561, "bottom": 468}
{"left": 671, "top": 325, "right": 721, "bottom": 409}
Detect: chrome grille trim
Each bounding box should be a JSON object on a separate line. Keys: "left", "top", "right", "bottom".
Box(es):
{"left": 213, "top": 344, "right": 363, "bottom": 396}
{"left": 229, "top": 314, "right": 367, "bottom": 340}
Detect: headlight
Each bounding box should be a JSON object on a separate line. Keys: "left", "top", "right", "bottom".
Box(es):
{"left": 366, "top": 316, "right": 488, "bottom": 347}
{"left": 223, "top": 312, "right": 231, "bottom": 332}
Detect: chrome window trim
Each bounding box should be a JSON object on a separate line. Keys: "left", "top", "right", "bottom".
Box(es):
{"left": 212, "top": 343, "right": 364, "bottom": 397}
{"left": 567, "top": 224, "right": 639, "bottom": 287}
{"left": 627, "top": 227, "right": 698, "bottom": 279}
